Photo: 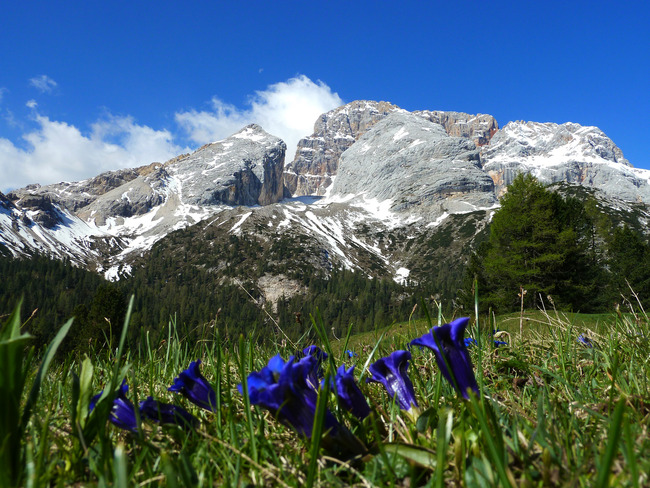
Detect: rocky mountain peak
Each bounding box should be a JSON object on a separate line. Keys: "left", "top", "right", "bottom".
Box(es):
{"left": 484, "top": 121, "right": 629, "bottom": 166}
{"left": 331, "top": 111, "right": 497, "bottom": 219}
{"left": 284, "top": 101, "right": 501, "bottom": 197}
{"left": 414, "top": 110, "right": 498, "bottom": 146}
{"left": 167, "top": 123, "right": 286, "bottom": 206}
{"left": 284, "top": 100, "right": 400, "bottom": 196}
{"left": 480, "top": 120, "right": 647, "bottom": 199}
{"left": 74, "top": 124, "right": 286, "bottom": 228}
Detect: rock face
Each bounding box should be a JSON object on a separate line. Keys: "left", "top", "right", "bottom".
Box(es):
{"left": 76, "top": 124, "right": 285, "bottom": 225}
{"left": 7, "top": 168, "right": 146, "bottom": 213}
{"left": 284, "top": 101, "right": 400, "bottom": 196}
{"left": 481, "top": 121, "right": 650, "bottom": 201}
{"left": 76, "top": 165, "right": 170, "bottom": 225}
{"left": 12, "top": 194, "right": 61, "bottom": 228}
{"left": 331, "top": 111, "right": 498, "bottom": 219}
{"left": 166, "top": 124, "right": 285, "bottom": 206}
{"left": 284, "top": 101, "right": 501, "bottom": 197}
{"left": 414, "top": 111, "right": 498, "bottom": 146}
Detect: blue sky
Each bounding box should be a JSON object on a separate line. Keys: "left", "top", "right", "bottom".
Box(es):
{"left": 1, "top": 1, "right": 648, "bottom": 192}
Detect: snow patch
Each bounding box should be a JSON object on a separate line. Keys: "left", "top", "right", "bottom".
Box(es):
{"left": 104, "top": 263, "right": 133, "bottom": 282}
{"left": 230, "top": 211, "right": 252, "bottom": 233}
{"left": 394, "top": 267, "right": 410, "bottom": 285}
{"left": 426, "top": 212, "right": 450, "bottom": 228}
{"left": 393, "top": 127, "right": 409, "bottom": 141}
{"left": 233, "top": 127, "right": 266, "bottom": 142}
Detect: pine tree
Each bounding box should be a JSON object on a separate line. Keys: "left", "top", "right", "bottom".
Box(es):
{"left": 605, "top": 225, "right": 650, "bottom": 305}
{"left": 474, "top": 174, "right": 597, "bottom": 312}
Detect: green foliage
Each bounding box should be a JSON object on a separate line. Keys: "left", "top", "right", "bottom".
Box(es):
{"left": 4, "top": 301, "right": 650, "bottom": 486}
{"left": 604, "top": 224, "right": 650, "bottom": 304}
{"left": 0, "top": 301, "right": 72, "bottom": 487}
{"left": 0, "top": 247, "right": 411, "bottom": 353}
{"left": 464, "top": 175, "right": 607, "bottom": 313}
{"left": 0, "top": 253, "right": 108, "bottom": 351}
{"left": 491, "top": 174, "right": 596, "bottom": 309}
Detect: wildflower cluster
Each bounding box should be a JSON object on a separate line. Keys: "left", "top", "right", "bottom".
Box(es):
{"left": 90, "top": 318, "right": 482, "bottom": 462}
{"left": 90, "top": 359, "right": 215, "bottom": 432}
{"left": 238, "top": 349, "right": 342, "bottom": 438}
{"left": 236, "top": 317, "right": 481, "bottom": 456}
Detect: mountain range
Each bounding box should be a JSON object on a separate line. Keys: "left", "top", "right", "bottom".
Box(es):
{"left": 2, "top": 100, "right": 650, "bottom": 310}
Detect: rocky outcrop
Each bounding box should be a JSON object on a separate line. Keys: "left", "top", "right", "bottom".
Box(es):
{"left": 7, "top": 167, "right": 148, "bottom": 214}
{"left": 8, "top": 193, "right": 62, "bottom": 228}
{"left": 0, "top": 191, "right": 15, "bottom": 210}
{"left": 414, "top": 111, "right": 498, "bottom": 146}
{"left": 284, "top": 101, "right": 400, "bottom": 196}
{"left": 284, "top": 101, "right": 501, "bottom": 197}
{"left": 480, "top": 121, "right": 650, "bottom": 201}
{"left": 257, "top": 273, "right": 306, "bottom": 312}
{"left": 76, "top": 166, "right": 170, "bottom": 225}
{"left": 76, "top": 124, "right": 286, "bottom": 226}
{"left": 331, "top": 111, "right": 497, "bottom": 220}
{"left": 165, "top": 124, "right": 285, "bottom": 206}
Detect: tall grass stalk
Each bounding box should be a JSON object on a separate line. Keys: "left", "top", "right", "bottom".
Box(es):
{"left": 3, "top": 294, "right": 650, "bottom": 486}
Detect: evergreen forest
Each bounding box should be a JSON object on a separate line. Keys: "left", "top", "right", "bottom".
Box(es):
{"left": 461, "top": 174, "right": 650, "bottom": 313}
{"left": 2, "top": 174, "right": 650, "bottom": 355}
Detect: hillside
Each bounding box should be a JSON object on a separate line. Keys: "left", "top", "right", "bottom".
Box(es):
{"left": 2, "top": 100, "right": 650, "bottom": 341}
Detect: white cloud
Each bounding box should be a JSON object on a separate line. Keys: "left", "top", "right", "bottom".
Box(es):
{"left": 175, "top": 75, "right": 343, "bottom": 162}
{"left": 0, "top": 114, "right": 188, "bottom": 192}
{"left": 0, "top": 75, "right": 342, "bottom": 193}
{"left": 29, "top": 75, "right": 58, "bottom": 93}
{"left": 0, "top": 87, "right": 6, "bottom": 103}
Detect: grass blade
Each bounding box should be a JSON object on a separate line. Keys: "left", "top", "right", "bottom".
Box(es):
{"left": 595, "top": 398, "right": 626, "bottom": 488}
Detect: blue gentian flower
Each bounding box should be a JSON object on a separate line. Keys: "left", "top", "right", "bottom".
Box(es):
{"left": 302, "top": 345, "right": 328, "bottom": 390}
{"left": 577, "top": 334, "right": 593, "bottom": 348}
{"left": 139, "top": 396, "right": 198, "bottom": 429}
{"left": 303, "top": 345, "right": 328, "bottom": 362}
{"left": 492, "top": 329, "right": 508, "bottom": 347}
{"left": 239, "top": 354, "right": 341, "bottom": 438}
{"left": 346, "top": 350, "right": 359, "bottom": 358}
{"left": 333, "top": 365, "right": 371, "bottom": 419}
{"left": 410, "top": 317, "right": 479, "bottom": 399}
{"left": 90, "top": 379, "right": 138, "bottom": 432}
{"left": 168, "top": 360, "right": 217, "bottom": 412}
{"left": 464, "top": 337, "right": 477, "bottom": 347}
{"left": 367, "top": 350, "right": 418, "bottom": 411}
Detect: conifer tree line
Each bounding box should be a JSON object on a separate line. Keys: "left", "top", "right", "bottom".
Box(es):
{"left": 0, "top": 252, "right": 414, "bottom": 355}
{"left": 1, "top": 173, "right": 649, "bottom": 354}
{"left": 460, "top": 174, "right": 650, "bottom": 313}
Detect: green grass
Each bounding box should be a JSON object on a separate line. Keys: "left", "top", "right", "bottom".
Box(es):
{"left": 2, "top": 300, "right": 650, "bottom": 487}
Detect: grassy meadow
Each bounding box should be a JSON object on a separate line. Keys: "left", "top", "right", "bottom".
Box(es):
{"left": 1, "top": 297, "right": 649, "bottom": 487}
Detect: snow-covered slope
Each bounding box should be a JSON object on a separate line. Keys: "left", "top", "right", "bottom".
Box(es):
{"left": 330, "top": 111, "right": 498, "bottom": 220}
{"left": 481, "top": 121, "right": 650, "bottom": 201}
{"left": 2, "top": 124, "right": 286, "bottom": 279}
{"left": 0, "top": 191, "right": 111, "bottom": 265}
{"left": 2, "top": 101, "right": 650, "bottom": 286}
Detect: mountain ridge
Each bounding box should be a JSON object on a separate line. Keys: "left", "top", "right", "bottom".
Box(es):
{"left": 2, "top": 99, "right": 649, "bottom": 294}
